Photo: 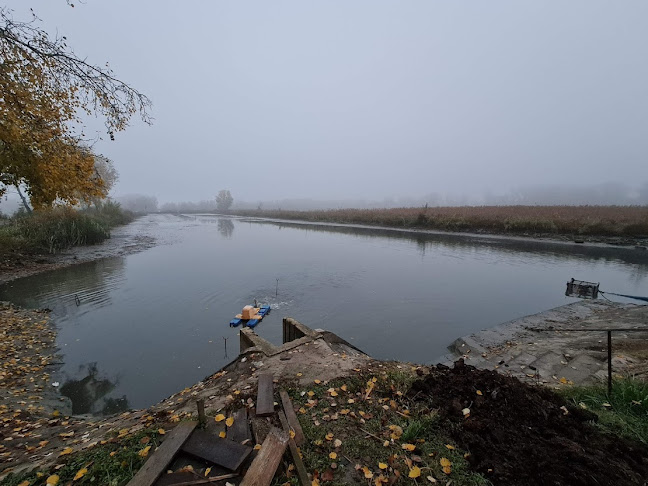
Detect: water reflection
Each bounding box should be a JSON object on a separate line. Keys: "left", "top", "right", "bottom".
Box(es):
{"left": 1, "top": 214, "right": 645, "bottom": 412}
{"left": 249, "top": 219, "right": 648, "bottom": 277}
{"left": 218, "top": 218, "right": 235, "bottom": 238}
{"left": 59, "top": 363, "right": 129, "bottom": 415}
{"left": 0, "top": 257, "right": 126, "bottom": 317}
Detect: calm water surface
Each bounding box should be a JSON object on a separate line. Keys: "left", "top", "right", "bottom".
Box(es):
{"left": 1, "top": 214, "right": 646, "bottom": 413}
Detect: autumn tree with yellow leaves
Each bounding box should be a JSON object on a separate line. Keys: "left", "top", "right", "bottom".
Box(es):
{"left": 0, "top": 7, "right": 151, "bottom": 210}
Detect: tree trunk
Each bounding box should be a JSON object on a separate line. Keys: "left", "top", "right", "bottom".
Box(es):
{"left": 15, "top": 184, "right": 32, "bottom": 213}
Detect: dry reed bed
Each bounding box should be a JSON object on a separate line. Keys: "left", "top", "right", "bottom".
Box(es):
{"left": 235, "top": 206, "right": 648, "bottom": 238}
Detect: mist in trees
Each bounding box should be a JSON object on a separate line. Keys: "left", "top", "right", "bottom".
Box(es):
{"left": 115, "top": 194, "right": 158, "bottom": 213}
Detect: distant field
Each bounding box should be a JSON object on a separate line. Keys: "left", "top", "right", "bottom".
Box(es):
{"left": 234, "top": 206, "right": 648, "bottom": 239}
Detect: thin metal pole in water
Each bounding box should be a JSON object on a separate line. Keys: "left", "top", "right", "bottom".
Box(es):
{"left": 276, "top": 278, "right": 279, "bottom": 297}
{"left": 607, "top": 330, "right": 612, "bottom": 396}
{"left": 223, "top": 336, "right": 228, "bottom": 359}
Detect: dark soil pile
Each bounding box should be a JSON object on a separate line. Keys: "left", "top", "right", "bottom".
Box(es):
{"left": 409, "top": 360, "right": 648, "bottom": 486}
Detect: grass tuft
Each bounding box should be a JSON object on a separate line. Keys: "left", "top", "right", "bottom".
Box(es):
{"left": 560, "top": 376, "right": 648, "bottom": 444}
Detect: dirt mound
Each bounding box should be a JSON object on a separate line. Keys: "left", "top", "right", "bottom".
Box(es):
{"left": 409, "top": 360, "right": 648, "bottom": 486}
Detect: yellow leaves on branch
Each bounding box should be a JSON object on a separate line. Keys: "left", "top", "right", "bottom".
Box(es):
{"left": 0, "top": 10, "right": 150, "bottom": 207}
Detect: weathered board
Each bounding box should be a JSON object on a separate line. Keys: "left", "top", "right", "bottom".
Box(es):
{"left": 228, "top": 408, "right": 251, "bottom": 443}
{"left": 181, "top": 429, "right": 252, "bottom": 471}
{"left": 155, "top": 472, "right": 237, "bottom": 486}
{"left": 239, "top": 427, "right": 289, "bottom": 486}
{"left": 278, "top": 410, "right": 310, "bottom": 486}
{"left": 279, "top": 390, "right": 305, "bottom": 446}
{"left": 256, "top": 373, "right": 275, "bottom": 416}
{"left": 127, "top": 421, "right": 198, "bottom": 486}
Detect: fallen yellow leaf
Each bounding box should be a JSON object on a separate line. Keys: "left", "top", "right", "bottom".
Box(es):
{"left": 378, "top": 462, "right": 388, "bottom": 469}
{"left": 402, "top": 443, "right": 416, "bottom": 451}
{"left": 158, "top": 428, "right": 165, "bottom": 435}
{"left": 362, "top": 466, "right": 374, "bottom": 479}
{"left": 254, "top": 444, "right": 262, "bottom": 450}
{"left": 219, "top": 431, "right": 226, "bottom": 438}
{"left": 204, "top": 467, "right": 212, "bottom": 477}
{"left": 314, "top": 379, "right": 321, "bottom": 384}
{"left": 17, "top": 481, "right": 30, "bottom": 486}
{"left": 59, "top": 447, "right": 73, "bottom": 456}
{"left": 73, "top": 468, "right": 87, "bottom": 481}
{"left": 325, "top": 433, "right": 334, "bottom": 441}
{"left": 476, "top": 390, "right": 483, "bottom": 396}
{"left": 445, "top": 444, "right": 455, "bottom": 450}
{"left": 290, "top": 429, "right": 296, "bottom": 439}
{"left": 334, "top": 438, "right": 342, "bottom": 447}
{"left": 329, "top": 452, "right": 337, "bottom": 459}
{"left": 440, "top": 457, "right": 451, "bottom": 467}
{"left": 214, "top": 414, "right": 225, "bottom": 422}
{"left": 45, "top": 475, "right": 59, "bottom": 486}
{"left": 138, "top": 445, "right": 151, "bottom": 457}
{"left": 409, "top": 466, "right": 421, "bottom": 478}
{"left": 312, "top": 479, "right": 320, "bottom": 486}
{"left": 225, "top": 416, "right": 234, "bottom": 427}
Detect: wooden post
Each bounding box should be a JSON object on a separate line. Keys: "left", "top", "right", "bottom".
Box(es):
{"left": 197, "top": 399, "right": 206, "bottom": 427}
{"left": 607, "top": 330, "right": 613, "bottom": 396}
{"left": 278, "top": 410, "right": 310, "bottom": 485}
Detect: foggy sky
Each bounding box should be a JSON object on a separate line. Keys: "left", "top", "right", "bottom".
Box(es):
{"left": 5, "top": 1, "right": 648, "bottom": 205}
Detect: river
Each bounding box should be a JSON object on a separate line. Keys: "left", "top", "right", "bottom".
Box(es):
{"left": 1, "top": 213, "right": 646, "bottom": 413}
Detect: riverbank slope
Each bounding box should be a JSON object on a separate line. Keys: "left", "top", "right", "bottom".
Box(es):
{"left": 1, "top": 307, "right": 647, "bottom": 485}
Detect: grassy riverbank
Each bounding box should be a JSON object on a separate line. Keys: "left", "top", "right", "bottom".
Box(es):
{"left": 234, "top": 206, "right": 648, "bottom": 241}
{"left": 0, "top": 202, "right": 134, "bottom": 256}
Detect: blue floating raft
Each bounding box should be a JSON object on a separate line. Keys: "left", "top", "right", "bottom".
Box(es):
{"left": 229, "top": 304, "right": 271, "bottom": 327}
{"left": 258, "top": 305, "right": 271, "bottom": 317}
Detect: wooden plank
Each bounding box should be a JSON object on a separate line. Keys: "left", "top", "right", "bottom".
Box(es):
{"left": 155, "top": 472, "right": 237, "bottom": 486}
{"left": 127, "top": 421, "right": 198, "bottom": 486}
{"left": 239, "top": 427, "right": 288, "bottom": 486}
{"left": 279, "top": 390, "right": 305, "bottom": 446}
{"left": 181, "top": 429, "right": 252, "bottom": 471}
{"left": 256, "top": 373, "right": 275, "bottom": 417}
{"left": 278, "top": 411, "right": 310, "bottom": 486}
{"left": 228, "top": 408, "right": 251, "bottom": 444}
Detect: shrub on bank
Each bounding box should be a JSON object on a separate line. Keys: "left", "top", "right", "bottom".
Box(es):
{"left": 17, "top": 207, "right": 110, "bottom": 253}
{"left": 0, "top": 202, "right": 134, "bottom": 254}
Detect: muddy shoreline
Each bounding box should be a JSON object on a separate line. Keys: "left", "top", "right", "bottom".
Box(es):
{"left": 449, "top": 300, "right": 648, "bottom": 386}
{"left": 0, "top": 216, "right": 157, "bottom": 285}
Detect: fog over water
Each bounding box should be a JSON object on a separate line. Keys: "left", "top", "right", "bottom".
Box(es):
{"left": 3, "top": 1, "right": 648, "bottom": 207}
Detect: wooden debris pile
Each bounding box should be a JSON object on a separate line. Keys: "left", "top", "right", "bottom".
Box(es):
{"left": 128, "top": 372, "right": 308, "bottom": 486}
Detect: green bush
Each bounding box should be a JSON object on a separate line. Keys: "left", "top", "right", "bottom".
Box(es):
{"left": 83, "top": 200, "right": 134, "bottom": 227}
